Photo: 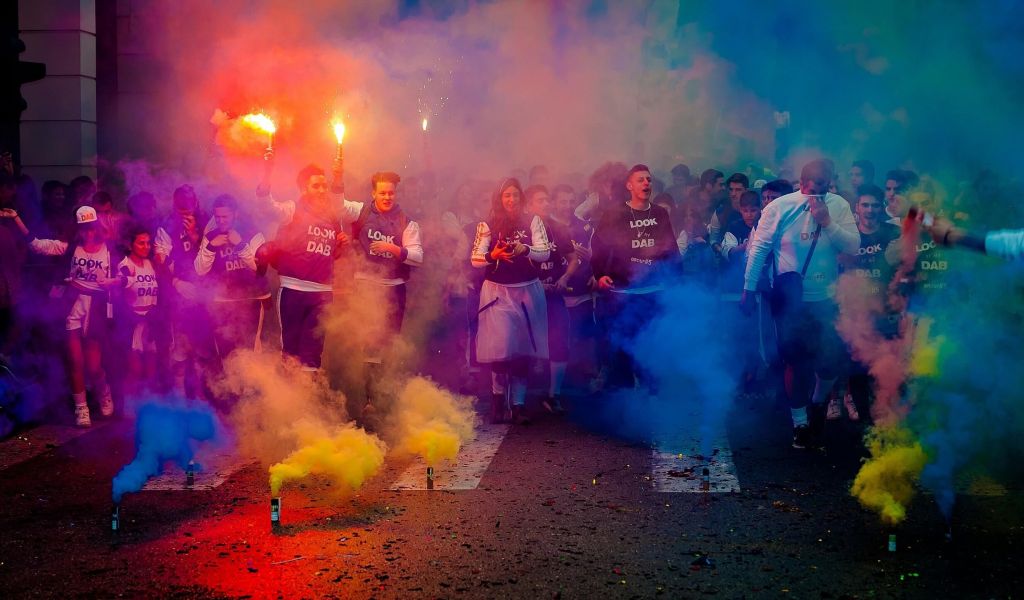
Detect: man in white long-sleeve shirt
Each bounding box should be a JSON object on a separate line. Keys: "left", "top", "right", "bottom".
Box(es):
{"left": 740, "top": 159, "right": 860, "bottom": 449}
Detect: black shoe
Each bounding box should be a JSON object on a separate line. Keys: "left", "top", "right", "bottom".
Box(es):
{"left": 511, "top": 405, "right": 530, "bottom": 426}
{"left": 792, "top": 425, "right": 810, "bottom": 449}
{"left": 490, "top": 393, "right": 507, "bottom": 425}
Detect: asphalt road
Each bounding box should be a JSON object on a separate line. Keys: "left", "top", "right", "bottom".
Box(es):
{"left": 1, "top": 391, "right": 1021, "bottom": 599}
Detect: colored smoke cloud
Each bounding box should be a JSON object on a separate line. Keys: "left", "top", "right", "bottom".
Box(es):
{"left": 217, "top": 350, "right": 389, "bottom": 497}
{"left": 850, "top": 425, "right": 927, "bottom": 525}
{"left": 217, "top": 351, "right": 351, "bottom": 466}
{"left": 387, "top": 376, "right": 476, "bottom": 465}
{"left": 269, "top": 423, "right": 386, "bottom": 497}
{"left": 112, "top": 399, "right": 223, "bottom": 503}
{"left": 593, "top": 276, "right": 740, "bottom": 456}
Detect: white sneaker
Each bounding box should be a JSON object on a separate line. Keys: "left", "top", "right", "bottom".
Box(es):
{"left": 99, "top": 389, "right": 114, "bottom": 417}
{"left": 826, "top": 397, "right": 841, "bottom": 420}
{"left": 75, "top": 404, "right": 92, "bottom": 428}
{"left": 844, "top": 394, "right": 860, "bottom": 422}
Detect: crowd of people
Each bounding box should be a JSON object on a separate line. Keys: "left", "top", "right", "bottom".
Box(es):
{"left": 0, "top": 149, "right": 1014, "bottom": 448}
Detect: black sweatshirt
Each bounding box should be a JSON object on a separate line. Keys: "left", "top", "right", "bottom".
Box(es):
{"left": 591, "top": 202, "right": 679, "bottom": 289}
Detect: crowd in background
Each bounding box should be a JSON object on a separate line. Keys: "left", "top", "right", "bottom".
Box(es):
{"left": 0, "top": 149, "right": 1014, "bottom": 447}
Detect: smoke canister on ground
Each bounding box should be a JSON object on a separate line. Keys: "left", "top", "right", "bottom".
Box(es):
{"left": 701, "top": 467, "right": 710, "bottom": 492}
{"left": 271, "top": 497, "right": 281, "bottom": 526}
{"left": 112, "top": 504, "right": 120, "bottom": 532}
{"left": 186, "top": 460, "right": 195, "bottom": 487}
{"left": 427, "top": 466, "right": 434, "bottom": 490}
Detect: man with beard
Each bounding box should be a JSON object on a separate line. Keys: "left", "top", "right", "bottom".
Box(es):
{"left": 258, "top": 154, "right": 361, "bottom": 372}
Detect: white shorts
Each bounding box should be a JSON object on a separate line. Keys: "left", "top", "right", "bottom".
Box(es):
{"left": 129, "top": 314, "right": 156, "bottom": 353}
{"left": 65, "top": 293, "right": 109, "bottom": 338}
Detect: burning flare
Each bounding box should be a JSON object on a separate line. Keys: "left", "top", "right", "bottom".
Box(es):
{"left": 421, "top": 117, "right": 428, "bottom": 132}
{"left": 333, "top": 121, "right": 346, "bottom": 144}
{"left": 241, "top": 112, "right": 277, "bottom": 135}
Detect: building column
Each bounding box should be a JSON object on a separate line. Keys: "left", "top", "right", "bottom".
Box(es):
{"left": 18, "top": 0, "right": 98, "bottom": 184}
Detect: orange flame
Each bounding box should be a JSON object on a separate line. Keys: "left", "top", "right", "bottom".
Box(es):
{"left": 241, "top": 112, "right": 277, "bottom": 135}
{"left": 333, "top": 121, "right": 346, "bottom": 144}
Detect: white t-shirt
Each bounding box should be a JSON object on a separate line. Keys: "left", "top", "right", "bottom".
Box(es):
{"left": 69, "top": 246, "right": 111, "bottom": 293}
{"left": 118, "top": 257, "right": 159, "bottom": 314}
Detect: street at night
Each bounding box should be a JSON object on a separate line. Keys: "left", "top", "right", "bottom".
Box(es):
{"left": 3, "top": 393, "right": 1021, "bottom": 598}
{"left": 3, "top": 1, "right": 1024, "bottom": 599}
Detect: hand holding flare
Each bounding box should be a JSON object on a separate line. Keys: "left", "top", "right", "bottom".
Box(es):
{"left": 240, "top": 112, "right": 276, "bottom": 153}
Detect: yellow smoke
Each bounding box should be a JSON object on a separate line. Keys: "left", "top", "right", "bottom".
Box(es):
{"left": 388, "top": 376, "right": 476, "bottom": 465}
{"left": 850, "top": 426, "right": 928, "bottom": 525}
{"left": 909, "top": 317, "right": 945, "bottom": 378}
{"left": 269, "top": 423, "right": 386, "bottom": 496}
{"left": 215, "top": 351, "right": 351, "bottom": 465}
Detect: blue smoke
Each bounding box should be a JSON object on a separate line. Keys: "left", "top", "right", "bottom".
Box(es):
{"left": 908, "top": 253, "right": 1024, "bottom": 520}
{"left": 590, "top": 274, "right": 742, "bottom": 456}
{"left": 112, "top": 400, "right": 221, "bottom": 502}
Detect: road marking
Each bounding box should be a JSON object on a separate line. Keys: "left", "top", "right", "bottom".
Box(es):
{"left": 0, "top": 422, "right": 112, "bottom": 471}
{"left": 141, "top": 448, "right": 255, "bottom": 491}
{"left": 651, "top": 437, "right": 740, "bottom": 493}
{"left": 390, "top": 423, "right": 510, "bottom": 490}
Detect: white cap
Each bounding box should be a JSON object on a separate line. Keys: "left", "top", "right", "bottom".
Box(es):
{"left": 76, "top": 205, "right": 98, "bottom": 225}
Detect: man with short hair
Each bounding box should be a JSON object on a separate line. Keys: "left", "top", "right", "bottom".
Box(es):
{"left": 690, "top": 168, "right": 724, "bottom": 224}
{"left": 666, "top": 163, "right": 692, "bottom": 207}
{"left": 833, "top": 183, "right": 901, "bottom": 421}
{"left": 741, "top": 159, "right": 859, "bottom": 449}
{"left": 592, "top": 164, "right": 686, "bottom": 390}
{"left": 351, "top": 171, "right": 423, "bottom": 414}
{"left": 760, "top": 179, "right": 792, "bottom": 206}
{"left": 194, "top": 194, "right": 271, "bottom": 359}
{"left": 258, "top": 154, "right": 363, "bottom": 372}
{"left": 711, "top": 172, "right": 750, "bottom": 246}
{"left": 849, "top": 160, "right": 874, "bottom": 192}
{"left": 883, "top": 169, "right": 918, "bottom": 224}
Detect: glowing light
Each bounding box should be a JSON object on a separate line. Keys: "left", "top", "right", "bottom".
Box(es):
{"left": 241, "top": 112, "right": 276, "bottom": 135}
{"left": 422, "top": 117, "right": 429, "bottom": 132}
{"left": 333, "top": 121, "right": 346, "bottom": 144}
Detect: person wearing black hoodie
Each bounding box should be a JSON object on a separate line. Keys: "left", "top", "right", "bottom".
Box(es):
{"left": 591, "top": 164, "right": 685, "bottom": 391}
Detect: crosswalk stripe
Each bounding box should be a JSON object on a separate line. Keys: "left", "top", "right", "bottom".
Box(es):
{"left": 141, "top": 448, "right": 255, "bottom": 491}
{"left": 0, "top": 422, "right": 112, "bottom": 471}
{"left": 651, "top": 437, "right": 741, "bottom": 493}
{"left": 390, "top": 423, "right": 510, "bottom": 491}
